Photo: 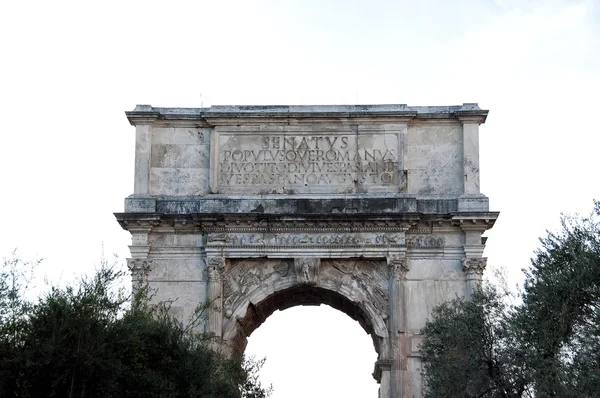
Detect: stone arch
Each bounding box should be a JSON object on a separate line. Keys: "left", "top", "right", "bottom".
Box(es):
{"left": 221, "top": 262, "right": 389, "bottom": 359}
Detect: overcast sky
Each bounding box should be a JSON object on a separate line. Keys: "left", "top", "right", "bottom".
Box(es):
{"left": 1, "top": 1, "right": 599, "bottom": 397}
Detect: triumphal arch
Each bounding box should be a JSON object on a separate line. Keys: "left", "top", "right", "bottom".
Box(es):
{"left": 115, "top": 103, "right": 498, "bottom": 397}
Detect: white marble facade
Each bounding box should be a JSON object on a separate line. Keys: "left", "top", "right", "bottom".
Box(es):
{"left": 116, "top": 104, "right": 498, "bottom": 398}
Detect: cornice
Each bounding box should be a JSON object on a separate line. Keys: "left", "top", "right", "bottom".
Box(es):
{"left": 125, "top": 105, "right": 160, "bottom": 126}
{"left": 124, "top": 103, "right": 489, "bottom": 126}
{"left": 114, "top": 211, "right": 501, "bottom": 235}
{"left": 451, "top": 212, "right": 499, "bottom": 230}
{"left": 454, "top": 103, "right": 488, "bottom": 124}
{"left": 114, "top": 212, "right": 422, "bottom": 232}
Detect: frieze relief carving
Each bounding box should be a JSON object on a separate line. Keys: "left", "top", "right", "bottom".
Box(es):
{"left": 206, "top": 232, "right": 411, "bottom": 247}
{"left": 325, "top": 259, "right": 389, "bottom": 319}
{"left": 220, "top": 258, "right": 389, "bottom": 332}
{"left": 406, "top": 235, "right": 445, "bottom": 247}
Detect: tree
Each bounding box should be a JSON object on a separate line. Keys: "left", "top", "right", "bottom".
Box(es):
{"left": 420, "top": 286, "right": 529, "bottom": 398}
{"left": 421, "top": 201, "right": 600, "bottom": 398}
{"left": 515, "top": 201, "right": 600, "bottom": 396}
{"left": 0, "top": 256, "right": 271, "bottom": 398}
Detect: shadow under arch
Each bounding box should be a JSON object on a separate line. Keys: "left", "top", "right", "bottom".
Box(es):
{"left": 223, "top": 282, "right": 388, "bottom": 360}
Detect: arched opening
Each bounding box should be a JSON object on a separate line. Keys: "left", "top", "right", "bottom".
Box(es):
{"left": 222, "top": 283, "right": 385, "bottom": 396}
{"left": 245, "top": 305, "right": 380, "bottom": 397}
{"left": 225, "top": 284, "right": 385, "bottom": 357}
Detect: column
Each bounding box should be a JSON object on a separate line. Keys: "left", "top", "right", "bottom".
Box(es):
{"left": 206, "top": 256, "right": 225, "bottom": 338}
{"left": 373, "top": 359, "right": 393, "bottom": 398}
{"left": 127, "top": 223, "right": 153, "bottom": 294}
{"left": 463, "top": 257, "right": 487, "bottom": 297}
{"left": 387, "top": 253, "right": 409, "bottom": 398}
{"left": 456, "top": 217, "right": 491, "bottom": 298}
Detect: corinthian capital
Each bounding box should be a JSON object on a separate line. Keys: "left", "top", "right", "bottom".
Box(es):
{"left": 206, "top": 256, "right": 225, "bottom": 281}
{"left": 462, "top": 257, "right": 487, "bottom": 275}
{"left": 127, "top": 258, "right": 152, "bottom": 275}
{"left": 387, "top": 255, "right": 409, "bottom": 281}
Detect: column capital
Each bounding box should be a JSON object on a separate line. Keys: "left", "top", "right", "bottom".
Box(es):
{"left": 373, "top": 359, "right": 394, "bottom": 383}
{"left": 127, "top": 258, "right": 152, "bottom": 290}
{"left": 387, "top": 254, "right": 409, "bottom": 281}
{"left": 206, "top": 256, "right": 225, "bottom": 281}
{"left": 462, "top": 257, "right": 487, "bottom": 276}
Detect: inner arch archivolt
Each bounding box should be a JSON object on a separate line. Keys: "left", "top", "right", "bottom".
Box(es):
{"left": 220, "top": 258, "right": 390, "bottom": 358}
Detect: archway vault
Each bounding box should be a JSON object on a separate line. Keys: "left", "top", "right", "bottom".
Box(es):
{"left": 221, "top": 259, "right": 389, "bottom": 357}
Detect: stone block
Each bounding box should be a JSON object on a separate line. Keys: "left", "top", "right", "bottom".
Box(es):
{"left": 124, "top": 196, "right": 156, "bottom": 212}
{"left": 151, "top": 144, "right": 210, "bottom": 169}
{"left": 150, "top": 168, "right": 210, "bottom": 195}
{"left": 405, "top": 279, "right": 465, "bottom": 332}
{"left": 152, "top": 127, "right": 210, "bottom": 145}
{"left": 457, "top": 195, "right": 490, "bottom": 211}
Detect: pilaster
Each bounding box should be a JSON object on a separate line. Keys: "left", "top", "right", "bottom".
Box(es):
{"left": 126, "top": 105, "right": 159, "bottom": 195}
{"left": 128, "top": 224, "right": 152, "bottom": 259}
{"left": 456, "top": 103, "right": 487, "bottom": 195}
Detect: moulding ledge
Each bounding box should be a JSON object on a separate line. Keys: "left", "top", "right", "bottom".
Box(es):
{"left": 124, "top": 104, "right": 489, "bottom": 125}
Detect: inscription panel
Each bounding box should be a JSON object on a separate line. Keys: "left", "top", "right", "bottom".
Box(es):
{"left": 211, "top": 128, "right": 404, "bottom": 194}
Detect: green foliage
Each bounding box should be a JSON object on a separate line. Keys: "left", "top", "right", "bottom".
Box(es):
{"left": 421, "top": 201, "right": 600, "bottom": 398}
{"left": 0, "top": 256, "right": 271, "bottom": 398}
{"left": 420, "top": 286, "right": 529, "bottom": 398}
{"left": 516, "top": 201, "right": 600, "bottom": 396}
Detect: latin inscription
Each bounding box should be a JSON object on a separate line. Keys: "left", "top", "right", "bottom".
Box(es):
{"left": 217, "top": 134, "right": 400, "bottom": 187}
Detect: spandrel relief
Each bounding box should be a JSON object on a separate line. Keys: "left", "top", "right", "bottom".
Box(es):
{"left": 324, "top": 259, "right": 389, "bottom": 317}
{"left": 222, "top": 259, "right": 295, "bottom": 318}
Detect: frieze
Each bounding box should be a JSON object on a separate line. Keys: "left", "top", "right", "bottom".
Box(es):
{"left": 406, "top": 235, "right": 445, "bottom": 248}
{"left": 206, "top": 232, "right": 409, "bottom": 247}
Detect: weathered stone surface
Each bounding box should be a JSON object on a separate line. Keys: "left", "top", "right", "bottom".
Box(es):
{"left": 212, "top": 126, "right": 403, "bottom": 194}
{"left": 117, "top": 103, "right": 497, "bottom": 398}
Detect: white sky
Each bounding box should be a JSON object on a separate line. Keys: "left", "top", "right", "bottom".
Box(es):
{"left": 1, "top": 1, "right": 599, "bottom": 397}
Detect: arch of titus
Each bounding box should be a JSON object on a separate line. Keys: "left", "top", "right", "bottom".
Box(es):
{"left": 115, "top": 103, "right": 498, "bottom": 397}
